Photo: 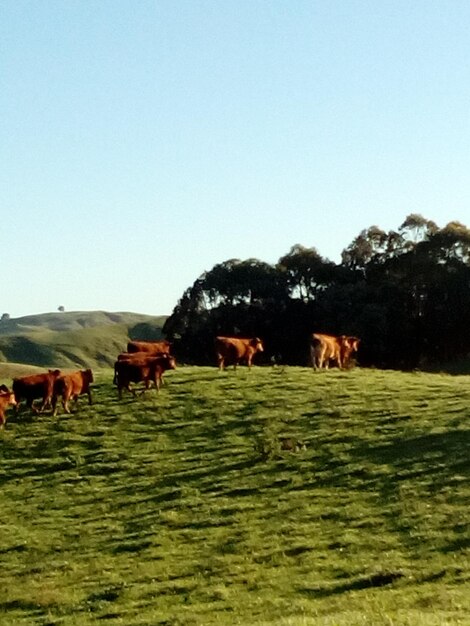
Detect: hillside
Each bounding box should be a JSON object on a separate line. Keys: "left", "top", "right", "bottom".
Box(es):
{"left": 0, "top": 311, "right": 168, "bottom": 370}
{"left": 0, "top": 366, "right": 468, "bottom": 624}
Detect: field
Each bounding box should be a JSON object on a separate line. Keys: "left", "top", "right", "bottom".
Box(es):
{"left": 0, "top": 365, "right": 469, "bottom": 625}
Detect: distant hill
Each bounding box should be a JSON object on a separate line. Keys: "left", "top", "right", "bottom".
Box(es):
{"left": 0, "top": 311, "right": 168, "bottom": 372}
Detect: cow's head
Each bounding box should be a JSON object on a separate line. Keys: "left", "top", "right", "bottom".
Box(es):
{"left": 3, "top": 392, "right": 17, "bottom": 406}
{"left": 251, "top": 337, "right": 264, "bottom": 352}
{"left": 346, "top": 337, "right": 360, "bottom": 352}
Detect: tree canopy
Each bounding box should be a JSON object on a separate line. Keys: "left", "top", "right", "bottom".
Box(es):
{"left": 164, "top": 215, "right": 470, "bottom": 369}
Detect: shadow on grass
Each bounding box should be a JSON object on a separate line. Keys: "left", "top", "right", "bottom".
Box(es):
{"left": 298, "top": 570, "right": 405, "bottom": 598}
{"left": 350, "top": 428, "right": 470, "bottom": 551}
{"left": 352, "top": 429, "right": 470, "bottom": 495}
{"left": 0, "top": 599, "right": 47, "bottom": 612}
{"left": 354, "top": 429, "right": 470, "bottom": 468}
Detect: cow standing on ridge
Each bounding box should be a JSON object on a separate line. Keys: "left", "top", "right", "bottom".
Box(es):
{"left": 215, "top": 336, "right": 264, "bottom": 370}
{"left": 310, "top": 334, "right": 360, "bottom": 370}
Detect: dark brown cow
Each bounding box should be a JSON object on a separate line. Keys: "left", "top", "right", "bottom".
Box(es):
{"left": 52, "top": 368, "right": 94, "bottom": 415}
{"left": 310, "top": 334, "right": 360, "bottom": 369}
{"left": 114, "top": 354, "right": 176, "bottom": 399}
{"left": 115, "top": 351, "right": 173, "bottom": 388}
{"left": 0, "top": 388, "right": 17, "bottom": 427}
{"left": 215, "top": 336, "right": 264, "bottom": 370}
{"left": 12, "top": 369, "right": 62, "bottom": 413}
{"left": 127, "top": 340, "right": 172, "bottom": 355}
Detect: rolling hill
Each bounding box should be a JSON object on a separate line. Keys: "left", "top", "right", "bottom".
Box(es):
{"left": 0, "top": 311, "right": 168, "bottom": 371}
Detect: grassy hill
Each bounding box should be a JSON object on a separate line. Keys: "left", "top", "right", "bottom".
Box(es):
{"left": 0, "top": 366, "right": 468, "bottom": 625}
{"left": 0, "top": 311, "right": 168, "bottom": 370}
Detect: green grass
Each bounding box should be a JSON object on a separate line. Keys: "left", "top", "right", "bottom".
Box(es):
{"left": 0, "top": 366, "right": 468, "bottom": 625}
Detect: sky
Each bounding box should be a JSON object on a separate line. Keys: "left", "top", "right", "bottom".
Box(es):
{"left": 2, "top": 0, "right": 470, "bottom": 318}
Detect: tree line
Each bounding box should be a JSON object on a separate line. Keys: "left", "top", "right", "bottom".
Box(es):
{"left": 163, "top": 215, "right": 470, "bottom": 370}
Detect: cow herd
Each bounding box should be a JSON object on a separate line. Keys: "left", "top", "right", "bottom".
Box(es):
{"left": 0, "top": 368, "right": 94, "bottom": 427}
{"left": 0, "top": 332, "right": 360, "bottom": 428}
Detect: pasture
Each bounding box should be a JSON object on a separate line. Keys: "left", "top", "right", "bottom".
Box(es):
{"left": 0, "top": 366, "right": 469, "bottom": 625}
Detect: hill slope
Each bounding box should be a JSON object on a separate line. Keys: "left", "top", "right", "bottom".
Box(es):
{"left": 0, "top": 366, "right": 468, "bottom": 625}
{"left": 0, "top": 311, "right": 167, "bottom": 369}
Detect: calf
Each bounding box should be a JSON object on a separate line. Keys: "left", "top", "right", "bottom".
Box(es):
{"left": 0, "top": 388, "right": 17, "bottom": 427}
{"left": 52, "top": 368, "right": 94, "bottom": 415}
{"left": 12, "top": 369, "right": 62, "bottom": 413}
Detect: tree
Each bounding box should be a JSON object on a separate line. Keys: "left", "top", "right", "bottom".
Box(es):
{"left": 341, "top": 226, "right": 406, "bottom": 270}
{"left": 277, "top": 245, "right": 336, "bottom": 301}
{"left": 399, "top": 213, "right": 438, "bottom": 244}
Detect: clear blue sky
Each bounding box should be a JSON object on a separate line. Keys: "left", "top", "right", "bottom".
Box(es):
{"left": 2, "top": 0, "right": 470, "bottom": 318}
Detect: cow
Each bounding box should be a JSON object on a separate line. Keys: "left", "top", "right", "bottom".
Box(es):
{"left": 215, "top": 336, "right": 264, "bottom": 370}
{"left": 310, "top": 334, "right": 360, "bottom": 370}
{"left": 126, "top": 340, "right": 172, "bottom": 355}
{"left": 52, "top": 368, "right": 94, "bottom": 415}
{"left": 114, "top": 354, "right": 176, "bottom": 399}
{"left": 340, "top": 336, "right": 361, "bottom": 369}
{"left": 0, "top": 388, "right": 17, "bottom": 427}
{"left": 12, "top": 369, "right": 62, "bottom": 413}
{"left": 115, "top": 351, "right": 172, "bottom": 387}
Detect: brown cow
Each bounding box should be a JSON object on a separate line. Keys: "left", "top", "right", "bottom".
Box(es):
{"left": 12, "top": 369, "right": 62, "bottom": 413}
{"left": 52, "top": 368, "right": 94, "bottom": 415}
{"left": 0, "top": 388, "right": 17, "bottom": 427}
{"left": 114, "top": 354, "right": 176, "bottom": 399}
{"left": 115, "top": 351, "right": 174, "bottom": 388}
{"left": 127, "top": 340, "right": 172, "bottom": 355}
{"left": 215, "top": 336, "right": 264, "bottom": 370}
{"left": 310, "top": 334, "right": 360, "bottom": 369}
{"left": 340, "top": 336, "right": 360, "bottom": 369}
